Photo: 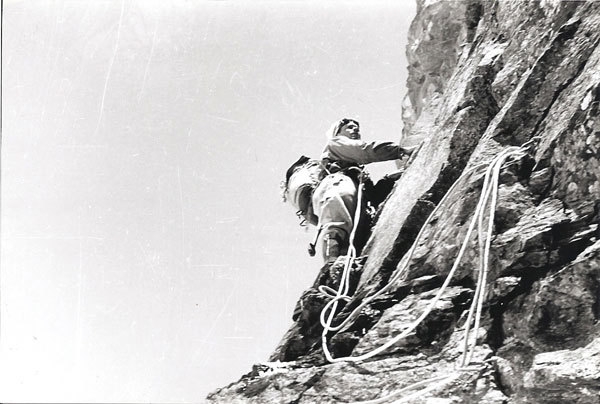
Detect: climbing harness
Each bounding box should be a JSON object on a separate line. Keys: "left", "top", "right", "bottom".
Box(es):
{"left": 316, "top": 138, "right": 540, "bottom": 403}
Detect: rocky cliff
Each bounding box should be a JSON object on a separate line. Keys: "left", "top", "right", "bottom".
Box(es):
{"left": 207, "top": 1, "right": 600, "bottom": 403}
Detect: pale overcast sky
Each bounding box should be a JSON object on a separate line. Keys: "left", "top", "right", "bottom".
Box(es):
{"left": 1, "top": 1, "right": 416, "bottom": 402}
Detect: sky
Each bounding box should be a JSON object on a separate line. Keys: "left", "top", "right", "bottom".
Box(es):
{"left": 0, "top": 1, "right": 416, "bottom": 402}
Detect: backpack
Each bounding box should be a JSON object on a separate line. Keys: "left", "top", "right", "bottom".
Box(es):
{"left": 283, "top": 156, "right": 326, "bottom": 224}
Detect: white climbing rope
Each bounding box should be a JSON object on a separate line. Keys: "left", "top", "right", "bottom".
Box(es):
{"left": 460, "top": 147, "right": 510, "bottom": 366}
{"left": 318, "top": 177, "right": 365, "bottom": 353}
{"left": 320, "top": 146, "right": 525, "bottom": 363}
{"left": 318, "top": 162, "right": 488, "bottom": 362}
{"left": 314, "top": 140, "right": 539, "bottom": 403}
{"left": 318, "top": 160, "right": 489, "bottom": 338}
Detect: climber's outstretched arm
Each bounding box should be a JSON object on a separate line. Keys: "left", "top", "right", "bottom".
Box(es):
{"left": 323, "top": 136, "right": 412, "bottom": 165}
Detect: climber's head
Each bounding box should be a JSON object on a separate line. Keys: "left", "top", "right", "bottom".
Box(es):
{"left": 326, "top": 118, "right": 361, "bottom": 140}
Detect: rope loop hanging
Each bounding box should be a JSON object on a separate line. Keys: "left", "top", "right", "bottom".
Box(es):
{"left": 312, "top": 140, "right": 537, "bottom": 404}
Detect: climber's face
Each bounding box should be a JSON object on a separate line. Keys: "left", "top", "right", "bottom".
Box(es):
{"left": 337, "top": 120, "right": 360, "bottom": 140}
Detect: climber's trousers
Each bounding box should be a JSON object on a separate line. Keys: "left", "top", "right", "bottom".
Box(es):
{"left": 312, "top": 173, "right": 357, "bottom": 263}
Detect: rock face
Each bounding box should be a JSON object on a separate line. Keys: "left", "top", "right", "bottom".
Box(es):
{"left": 208, "top": 1, "right": 600, "bottom": 403}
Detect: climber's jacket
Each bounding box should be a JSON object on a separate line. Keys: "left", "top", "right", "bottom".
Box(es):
{"left": 284, "top": 137, "right": 410, "bottom": 226}
{"left": 321, "top": 136, "right": 408, "bottom": 166}
{"left": 319, "top": 136, "right": 411, "bottom": 194}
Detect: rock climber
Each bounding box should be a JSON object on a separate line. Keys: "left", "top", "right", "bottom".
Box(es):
{"left": 284, "top": 118, "right": 415, "bottom": 264}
